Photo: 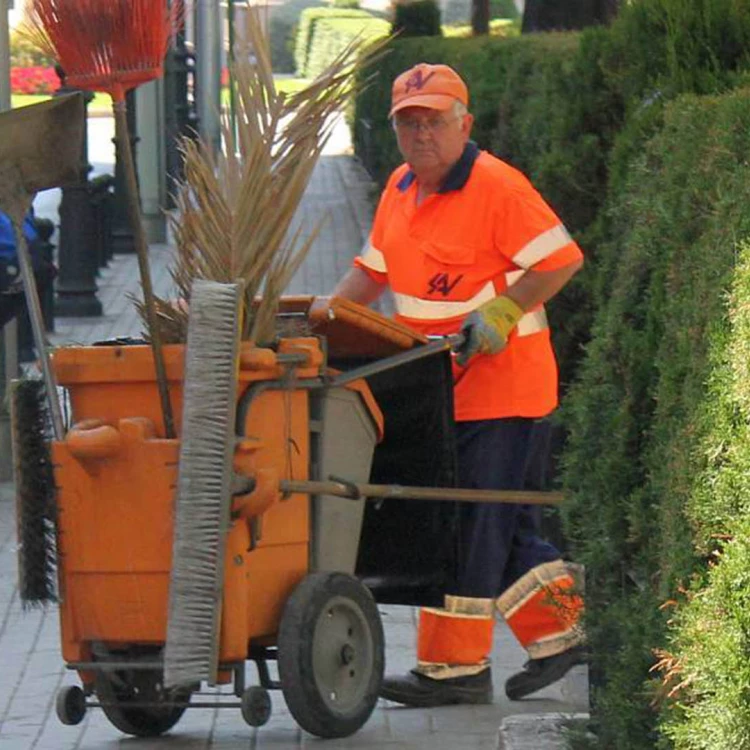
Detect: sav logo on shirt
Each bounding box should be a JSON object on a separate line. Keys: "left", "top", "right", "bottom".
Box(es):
{"left": 427, "top": 272, "right": 463, "bottom": 296}
{"left": 404, "top": 69, "right": 436, "bottom": 93}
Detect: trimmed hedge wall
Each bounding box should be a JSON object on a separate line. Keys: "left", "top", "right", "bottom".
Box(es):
{"left": 561, "top": 87, "right": 750, "bottom": 749}
{"left": 268, "top": 0, "right": 325, "bottom": 74}
{"left": 659, "top": 241, "right": 750, "bottom": 749}
{"left": 295, "top": 7, "right": 375, "bottom": 77}
{"left": 305, "top": 16, "right": 389, "bottom": 80}
{"left": 351, "top": 2, "right": 750, "bottom": 747}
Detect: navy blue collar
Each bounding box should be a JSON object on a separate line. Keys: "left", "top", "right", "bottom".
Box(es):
{"left": 396, "top": 141, "right": 480, "bottom": 193}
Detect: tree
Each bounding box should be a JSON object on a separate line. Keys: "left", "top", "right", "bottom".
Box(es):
{"left": 471, "top": 0, "right": 490, "bottom": 35}
{"left": 522, "top": 0, "right": 619, "bottom": 32}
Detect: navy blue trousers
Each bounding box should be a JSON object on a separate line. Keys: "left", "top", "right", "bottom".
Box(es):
{"left": 453, "top": 418, "right": 561, "bottom": 599}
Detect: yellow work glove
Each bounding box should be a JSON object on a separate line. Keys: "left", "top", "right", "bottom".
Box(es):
{"left": 455, "top": 295, "right": 524, "bottom": 367}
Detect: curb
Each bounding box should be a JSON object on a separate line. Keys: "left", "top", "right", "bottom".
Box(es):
{"left": 498, "top": 712, "right": 591, "bottom": 750}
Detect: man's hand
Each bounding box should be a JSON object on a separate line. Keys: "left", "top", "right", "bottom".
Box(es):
{"left": 455, "top": 295, "right": 524, "bottom": 366}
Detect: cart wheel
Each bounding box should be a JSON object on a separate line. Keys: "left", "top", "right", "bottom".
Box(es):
{"left": 94, "top": 670, "right": 191, "bottom": 737}
{"left": 56, "top": 685, "right": 86, "bottom": 726}
{"left": 241, "top": 685, "right": 272, "bottom": 727}
{"left": 278, "top": 571, "right": 384, "bottom": 739}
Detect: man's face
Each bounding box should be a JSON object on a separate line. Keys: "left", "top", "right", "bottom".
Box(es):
{"left": 392, "top": 105, "right": 473, "bottom": 176}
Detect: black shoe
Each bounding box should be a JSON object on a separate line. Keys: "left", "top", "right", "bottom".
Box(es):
{"left": 380, "top": 669, "right": 493, "bottom": 707}
{"left": 505, "top": 645, "right": 588, "bottom": 700}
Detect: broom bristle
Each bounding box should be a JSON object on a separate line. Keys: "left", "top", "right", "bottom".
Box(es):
{"left": 163, "top": 279, "right": 243, "bottom": 689}
{"left": 11, "top": 379, "right": 58, "bottom": 608}
{"left": 24, "top": 0, "right": 183, "bottom": 97}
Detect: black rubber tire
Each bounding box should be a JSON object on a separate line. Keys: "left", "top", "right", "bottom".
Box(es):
{"left": 278, "top": 571, "right": 384, "bottom": 739}
{"left": 241, "top": 685, "right": 272, "bottom": 727}
{"left": 94, "top": 670, "right": 190, "bottom": 737}
{"left": 56, "top": 685, "right": 86, "bottom": 726}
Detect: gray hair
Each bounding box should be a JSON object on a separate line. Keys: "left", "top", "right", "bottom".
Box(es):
{"left": 453, "top": 100, "right": 468, "bottom": 118}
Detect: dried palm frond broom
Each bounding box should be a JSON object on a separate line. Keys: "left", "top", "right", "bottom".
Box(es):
{"left": 157, "top": 5, "right": 383, "bottom": 687}
{"left": 149, "top": 4, "right": 385, "bottom": 344}
{"left": 23, "top": 0, "right": 184, "bottom": 438}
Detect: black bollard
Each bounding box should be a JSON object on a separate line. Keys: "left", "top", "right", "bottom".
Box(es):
{"left": 164, "top": 33, "right": 199, "bottom": 209}
{"left": 53, "top": 68, "right": 102, "bottom": 318}
{"left": 110, "top": 89, "right": 139, "bottom": 254}
{"left": 89, "top": 174, "right": 115, "bottom": 270}
{"left": 17, "top": 218, "right": 57, "bottom": 362}
{"left": 34, "top": 218, "right": 56, "bottom": 332}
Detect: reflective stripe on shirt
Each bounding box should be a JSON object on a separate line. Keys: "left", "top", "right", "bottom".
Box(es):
{"left": 394, "top": 281, "right": 548, "bottom": 336}
{"left": 513, "top": 224, "right": 572, "bottom": 269}
{"left": 394, "top": 281, "right": 496, "bottom": 320}
{"left": 359, "top": 241, "right": 387, "bottom": 273}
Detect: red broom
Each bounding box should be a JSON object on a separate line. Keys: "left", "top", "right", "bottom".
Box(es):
{"left": 25, "top": 0, "right": 184, "bottom": 438}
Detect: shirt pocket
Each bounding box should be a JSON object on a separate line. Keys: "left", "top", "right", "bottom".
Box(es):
{"left": 420, "top": 240, "right": 478, "bottom": 268}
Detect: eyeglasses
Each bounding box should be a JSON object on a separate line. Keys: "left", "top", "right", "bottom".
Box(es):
{"left": 392, "top": 115, "right": 461, "bottom": 135}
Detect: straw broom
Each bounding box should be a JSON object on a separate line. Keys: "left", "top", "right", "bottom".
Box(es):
{"left": 23, "top": 0, "right": 183, "bottom": 438}
{"left": 150, "top": 5, "right": 385, "bottom": 345}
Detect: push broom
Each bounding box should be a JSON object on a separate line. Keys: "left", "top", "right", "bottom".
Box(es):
{"left": 25, "top": 0, "right": 183, "bottom": 438}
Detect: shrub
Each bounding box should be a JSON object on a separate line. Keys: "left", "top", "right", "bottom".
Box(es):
{"left": 295, "top": 7, "right": 373, "bottom": 76}
{"left": 305, "top": 16, "right": 389, "bottom": 80}
{"left": 333, "top": 0, "right": 361, "bottom": 7}
{"left": 9, "top": 30, "right": 55, "bottom": 68}
{"left": 561, "top": 88, "right": 750, "bottom": 749}
{"left": 391, "top": 0, "right": 442, "bottom": 37}
{"left": 268, "top": 0, "right": 325, "bottom": 74}
{"left": 657, "top": 241, "right": 750, "bottom": 750}
{"left": 442, "top": 18, "right": 517, "bottom": 37}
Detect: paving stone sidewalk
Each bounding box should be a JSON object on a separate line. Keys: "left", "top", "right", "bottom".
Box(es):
{"left": 0, "top": 116, "right": 587, "bottom": 749}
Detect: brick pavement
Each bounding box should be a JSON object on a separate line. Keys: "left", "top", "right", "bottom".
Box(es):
{"left": 0, "top": 115, "right": 587, "bottom": 749}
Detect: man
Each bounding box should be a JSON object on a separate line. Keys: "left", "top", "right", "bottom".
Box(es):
{"left": 320, "top": 62, "right": 586, "bottom": 706}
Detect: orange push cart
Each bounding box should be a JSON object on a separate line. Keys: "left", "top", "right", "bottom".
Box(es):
{"left": 46, "top": 299, "right": 442, "bottom": 739}
{"left": 38, "top": 298, "right": 559, "bottom": 739}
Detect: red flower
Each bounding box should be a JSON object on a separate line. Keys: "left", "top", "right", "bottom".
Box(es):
{"left": 10, "top": 67, "right": 60, "bottom": 96}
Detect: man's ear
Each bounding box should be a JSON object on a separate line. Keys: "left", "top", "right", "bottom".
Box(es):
{"left": 462, "top": 113, "right": 475, "bottom": 137}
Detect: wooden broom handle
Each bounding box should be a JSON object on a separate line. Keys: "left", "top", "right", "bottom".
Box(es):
{"left": 113, "top": 100, "right": 175, "bottom": 439}
{"left": 11, "top": 220, "right": 65, "bottom": 440}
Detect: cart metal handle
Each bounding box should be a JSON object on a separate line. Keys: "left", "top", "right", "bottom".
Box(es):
{"left": 279, "top": 478, "right": 562, "bottom": 505}
{"left": 328, "top": 334, "right": 464, "bottom": 388}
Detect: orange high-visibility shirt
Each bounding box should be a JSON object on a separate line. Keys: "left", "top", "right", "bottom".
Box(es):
{"left": 354, "top": 143, "right": 583, "bottom": 421}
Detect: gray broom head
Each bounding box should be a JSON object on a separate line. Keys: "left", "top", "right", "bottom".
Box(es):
{"left": 163, "top": 279, "right": 243, "bottom": 689}
{"left": 11, "top": 378, "right": 57, "bottom": 607}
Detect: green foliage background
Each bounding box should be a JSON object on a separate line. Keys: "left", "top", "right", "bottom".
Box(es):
{"left": 350, "top": 1, "right": 750, "bottom": 746}
{"left": 295, "top": 7, "right": 376, "bottom": 76}
{"left": 391, "top": 0, "right": 443, "bottom": 37}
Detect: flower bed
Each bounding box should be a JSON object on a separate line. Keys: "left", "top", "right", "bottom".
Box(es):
{"left": 10, "top": 67, "right": 59, "bottom": 96}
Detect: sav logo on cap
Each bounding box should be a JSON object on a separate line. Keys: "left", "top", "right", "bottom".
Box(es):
{"left": 390, "top": 63, "right": 469, "bottom": 117}
{"left": 404, "top": 69, "right": 436, "bottom": 94}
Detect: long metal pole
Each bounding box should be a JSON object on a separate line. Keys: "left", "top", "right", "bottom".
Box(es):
{"left": 196, "top": 0, "right": 222, "bottom": 154}
{"left": 280, "top": 479, "right": 564, "bottom": 506}
{"left": 0, "top": 0, "right": 8, "bottom": 112}
{"left": 0, "top": 0, "right": 15, "bottom": 480}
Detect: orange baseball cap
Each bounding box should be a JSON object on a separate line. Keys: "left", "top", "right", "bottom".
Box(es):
{"left": 389, "top": 63, "right": 469, "bottom": 116}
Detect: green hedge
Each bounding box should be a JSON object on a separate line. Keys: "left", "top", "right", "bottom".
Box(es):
{"left": 658, "top": 241, "right": 750, "bottom": 749}
{"left": 350, "top": 2, "right": 750, "bottom": 747}
{"left": 391, "top": 0, "right": 442, "bottom": 37}
{"left": 295, "top": 7, "right": 374, "bottom": 76}
{"left": 305, "top": 16, "right": 389, "bottom": 80}
{"left": 268, "top": 0, "right": 325, "bottom": 74}
{"left": 561, "top": 88, "right": 750, "bottom": 749}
